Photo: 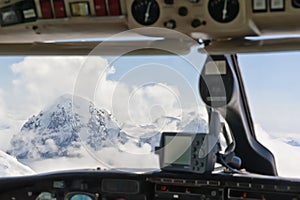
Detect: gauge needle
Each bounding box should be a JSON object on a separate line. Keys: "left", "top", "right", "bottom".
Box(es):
{"left": 144, "top": 2, "right": 152, "bottom": 23}
{"left": 222, "top": 0, "right": 228, "bottom": 20}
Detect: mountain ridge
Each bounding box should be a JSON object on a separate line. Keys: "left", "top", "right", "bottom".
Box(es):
{"left": 8, "top": 94, "right": 209, "bottom": 163}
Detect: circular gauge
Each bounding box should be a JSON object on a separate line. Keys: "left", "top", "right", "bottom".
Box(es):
{"left": 131, "top": 0, "right": 160, "bottom": 26}
{"left": 292, "top": 0, "right": 300, "bottom": 8}
{"left": 208, "top": 0, "right": 239, "bottom": 23}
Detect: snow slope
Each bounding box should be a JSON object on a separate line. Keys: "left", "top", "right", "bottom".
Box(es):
{"left": 0, "top": 150, "right": 35, "bottom": 177}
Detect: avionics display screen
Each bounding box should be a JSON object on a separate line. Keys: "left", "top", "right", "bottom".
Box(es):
{"left": 164, "top": 135, "right": 192, "bottom": 165}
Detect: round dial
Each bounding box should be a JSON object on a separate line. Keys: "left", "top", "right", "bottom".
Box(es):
{"left": 131, "top": 0, "right": 160, "bottom": 26}
{"left": 208, "top": 0, "right": 239, "bottom": 23}
{"left": 292, "top": 0, "right": 300, "bottom": 8}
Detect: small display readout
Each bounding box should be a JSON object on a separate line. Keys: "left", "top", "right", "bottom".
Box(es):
{"left": 164, "top": 135, "right": 192, "bottom": 165}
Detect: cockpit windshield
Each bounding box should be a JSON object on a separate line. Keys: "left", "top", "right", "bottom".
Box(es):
{"left": 0, "top": 44, "right": 211, "bottom": 176}
{"left": 1, "top": 41, "right": 300, "bottom": 180}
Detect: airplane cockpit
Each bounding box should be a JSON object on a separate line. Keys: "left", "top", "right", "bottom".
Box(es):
{"left": 0, "top": 0, "right": 300, "bottom": 200}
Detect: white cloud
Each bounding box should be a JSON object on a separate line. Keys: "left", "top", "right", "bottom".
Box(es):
{"left": 0, "top": 89, "right": 23, "bottom": 151}
{"left": 255, "top": 124, "right": 300, "bottom": 178}
{"left": 22, "top": 147, "right": 102, "bottom": 173}
{"left": 93, "top": 147, "right": 159, "bottom": 170}
{"left": 6, "top": 56, "right": 203, "bottom": 127}
{"left": 0, "top": 88, "right": 6, "bottom": 121}
{"left": 24, "top": 145, "right": 159, "bottom": 173}
{"left": 9, "top": 56, "right": 85, "bottom": 118}
{"left": 95, "top": 81, "right": 183, "bottom": 137}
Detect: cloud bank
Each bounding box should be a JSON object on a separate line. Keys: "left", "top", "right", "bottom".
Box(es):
{"left": 255, "top": 124, "right": 300, "bottom": 178}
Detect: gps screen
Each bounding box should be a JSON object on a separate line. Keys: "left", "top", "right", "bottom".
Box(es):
{"left": 164, "top": 135, "right": 192, "bottom": 166}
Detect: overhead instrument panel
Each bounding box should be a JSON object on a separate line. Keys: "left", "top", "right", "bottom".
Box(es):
{"left": 127, "top": 0, "right": 300, "bottom": 39}
{"left": 127, "top": 0, "right": 250, "bottom": 39}
{"left": 1, "top": 0, "right": 300, "bottom": 43}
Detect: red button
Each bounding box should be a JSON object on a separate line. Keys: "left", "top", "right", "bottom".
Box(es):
{"left": 40, "top": 0, "right": 53, "bottom": 19}
{"left": 94, "top": 0, "right": 107, "bottom": 16}
{"left": 108, "top": 0, "right": 121, "bottom": 16}
{"left": 161, "top": 185, "right": 167, "bottom": 191}
{"left": 53, "top": 0, "right": 66, "bottom": 18}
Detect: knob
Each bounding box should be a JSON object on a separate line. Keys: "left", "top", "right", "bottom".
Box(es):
{"left": 164, "top": 0, "right": 174, "bottom": 5}
{"left": 178, "top": 7, "right": 188, "bottom": 16}
{"left": 292, "top": 0, "right": 300, "bottom": 8}
{"left": 191, "top": 19, "right": 202, "bottom": 28}
{"left": 164, "top": 20, "right": 176, "bottom": 29}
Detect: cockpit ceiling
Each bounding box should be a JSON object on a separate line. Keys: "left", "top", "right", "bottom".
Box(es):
{"left": 0, "top": 0, "right": 300, "bottom": 55}
{"left": 0, "top": 17, "right": 128, "bottom": 43}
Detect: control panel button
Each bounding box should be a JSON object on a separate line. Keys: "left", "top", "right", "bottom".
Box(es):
{"left": 178, "top": 6, "right": 188, "bottom": 16}
{"left": 164, "top": 20, "right": 176, "bottom": 29}
{"left": 191, "top": 19, "right": 202, "bottom": 28}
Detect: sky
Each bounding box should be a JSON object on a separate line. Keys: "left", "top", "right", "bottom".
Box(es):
{"left": 0, "top": 49, "right": 300, "bottom": 177}
{"left": 0, "top": 56, "right": 24, "bottom": 90}
{"left": 238, "top": 51, "right": 300, "bottom": 134}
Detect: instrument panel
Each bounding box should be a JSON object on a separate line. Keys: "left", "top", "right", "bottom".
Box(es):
{"left": 0, "top": 0, "right": 299, "bottom": 43}
{"left": 126, "top": 0, "right": 300, "bottom": 39}
{"left": 1, "top": 170, "right": 300, "bottom": 200}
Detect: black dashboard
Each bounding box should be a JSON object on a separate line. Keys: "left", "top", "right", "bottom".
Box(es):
{"left": 1, "top": 170, "right": 300, "bottom": 200}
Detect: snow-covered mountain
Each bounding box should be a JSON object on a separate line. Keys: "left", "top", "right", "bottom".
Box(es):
{"left": 0, "top": 150, "right": 35, "bottom": 177}
{"left": 8, "top": 94, "right": 125, "bottom": 160}
{"left": 8, "top": 94, "right": 208, "bottom": 161}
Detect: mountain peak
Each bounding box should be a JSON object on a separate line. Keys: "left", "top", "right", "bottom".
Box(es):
{"left": 8, "top": 94, "right": 208, "bottom": 167}
{"left": 8, "top": 94, "right": 122, "bottom": 160}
